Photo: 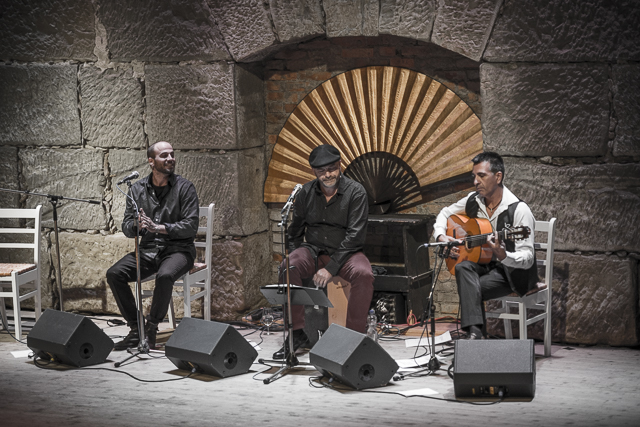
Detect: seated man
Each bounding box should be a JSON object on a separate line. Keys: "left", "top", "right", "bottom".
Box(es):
{"left": 274, "top": 144, "right": 375, "bottom": 359}
{"left": 433, "top": 152, "right": 537, "bottom": 339}
{"left": 107, "top": 141, "right": 199, "bottom": 350}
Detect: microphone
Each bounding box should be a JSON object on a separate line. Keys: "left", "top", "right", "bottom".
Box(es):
{"left": 417, "top": 240, "right": 465, "bottom": 250}
{"left": 117, "top": 171, "right": 140, "bottom": 185}
{"left": 281, "top": 184, "right": 303, "bottom": 214}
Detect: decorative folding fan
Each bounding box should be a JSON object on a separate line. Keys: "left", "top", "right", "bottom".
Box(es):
{"left": 264, "top": 66, "right": 482, "bottom": 213}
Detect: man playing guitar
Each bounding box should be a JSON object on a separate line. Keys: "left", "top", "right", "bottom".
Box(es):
{"left": 433, "top": 152, "right": 538, "bottom": 339}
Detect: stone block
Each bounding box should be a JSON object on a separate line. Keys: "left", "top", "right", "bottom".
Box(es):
{"left": 210, "top": 233, "right": 271, "bottom": 320}
{"left": 0, "top": 0, "right": 95, "bottom": 61}
{"left": 19, "top": 148, "right": 106, "bottom": 231}
{"left": 0, "top": 147, "right": 19, "bottom": 220}
{"left": 96, "top": 0, "right": 230, "bottom": 62}
{"left": 208, "top": 0, "right": 278, "bottom": 61}
{"left": 431, "top": 0, "right": 499, "bottom": 61}
{"left": 481, "top": 63, "right": 609, "bottom": 156}
{"left": 0, "top": 64, "right": 81, "bottom": 147}
{"left": 268, "top": 0, "right": 325, "bottom": 44}
{"left": 324, "top": 0, "right": 379, "bottom": 37}
{"left": 612, "top": 64, "right": 640, "bottom": 157}
{"left": 178, "top": 148, "right": 268, "bottom": 236}
{"left": 106, "top": 149, "right": 150, "bottom": 232}
{"left": 79, "top": 65, "right": 146, "bottom": 149}
{"left": 484, "top": 0, "right": 640, "bottom": 62}
{"left": 379, "top": 0, "right": 437, "bottom": 43}
{"left": 504, "top": 158, "right": 640, "bottom": 253}
{"left": 561, "top": 253, "right": 637, "bottom": 346}
{"left": 145, "top": 63, "right": 264, "bottom": 150}
{"left": 50, "top": 232, "right": 131, "bottom": 315}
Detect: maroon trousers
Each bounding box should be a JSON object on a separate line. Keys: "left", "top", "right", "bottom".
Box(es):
{"left": 281, "top": 248, "right": 374, "bottom": 333}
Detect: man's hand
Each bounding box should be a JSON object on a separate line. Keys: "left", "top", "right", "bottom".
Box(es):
{"left": 437, "top": 234, "right": 462, "bottom": 259}
{"left": 487, "top": 232, "right": 507, "bottom": 261}
{"left": 312, "top": 268, "right": 333, "bottom": 288}
{"left": 139, "top": 208, "right": 167, "bottom": 234}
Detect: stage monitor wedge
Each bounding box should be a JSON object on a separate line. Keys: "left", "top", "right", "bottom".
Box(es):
{"left": 309, "top": 323, "right": 398, "bottom": 390}
{"left": 165, "top": 317, "right": 258, "bottom": 378}
{"left": 454, "top": 339, "right": 536, "bottom": 399}
{"left": 27, "top": 309, "right": 114, "bottom": 367}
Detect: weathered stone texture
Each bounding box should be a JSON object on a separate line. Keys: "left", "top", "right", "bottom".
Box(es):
{"left": 379, "top": 0, "right": 437, "bottom": 42}
{"left": 612, "top": 64, "right": 640, "bottom": 157}
{"left": 96, "top": 0, "right": 229, "bottom": 62}
{"left": 19, "top": 148, "right": 106, "bottom": 231}
{"left": 481, "top": 63, "right": 609, "bottom": 156}
{"left": 107, "top": 149, "right": 150, "bottom": 232}
{"left": 0, "top": 64, "right": 81, "bottom": 147}
{"left": 560, "top": 253, "right": 637, "bottom": 346}
{"left": 79, "top": 66, "right": 145, "bottom": 149}
{"left": 146, "top": 63, "right": 264, "bottom": 151}
{"left": 208, "top": 0, "right": 277, "bottom": 61}
{"left": 505, "top": 158, "right": 640, "bottom": 253}
{"left": 324, "top": 0, "right": 379, "bottom": 37}
{"left": 178, "top": 148, "right": 268, "bottom": 236}
{"left": 0, "top": 0, "right": 95, "bottom": 61}
{"left": 431, "top": 0, "right": 499, "bottom": 61}
{"left": 210, "top": 233, "right": 271, "bottom": 320}
{"left": 268, "top": 0, "right": 325, "bottom": 43}
{"left": 51, "top": 232, "right": 131, "bottom": 314}
{"left": 0, "top": 147, "right": 19, "bottom": 217}
{"left": 484, "top": 0, "right": 640, "bottom": 62}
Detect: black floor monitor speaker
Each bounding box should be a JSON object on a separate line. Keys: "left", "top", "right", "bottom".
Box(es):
{"left": 27, "top": 309, "right": 114, "bottom": 367}
{"left": 454, "top": 339, "right": 536, "bottom": 398}
{"left": 309, "top": 323, "right": 398, "bottom": 390}
{"left": 165, "top": 317, "right": 258, "bottom": 378}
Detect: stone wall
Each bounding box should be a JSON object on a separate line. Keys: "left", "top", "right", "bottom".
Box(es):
{"left": 1, "top": 0, "right": 638, "bottom": 345}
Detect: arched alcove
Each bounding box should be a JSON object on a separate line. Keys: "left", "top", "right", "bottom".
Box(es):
{"left": 264, "top": 66, "right": 483, "bottom": 213}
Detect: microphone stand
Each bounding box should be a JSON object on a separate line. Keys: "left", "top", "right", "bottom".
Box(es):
{"left": 261, "top": 198, "right": 304, "bottom": 384}
{"left": 113, "top": 179, "right": 152, "bottom": 367}
{"left": 0, "top": 187, "right": 100, "bottom": 312}
{"left": 415, "top": 240, "right": 459, "bottom": 373}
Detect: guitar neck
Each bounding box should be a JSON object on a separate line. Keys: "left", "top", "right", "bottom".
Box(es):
{"left": 464, "top": 229, "right": 510, "bottom": 248}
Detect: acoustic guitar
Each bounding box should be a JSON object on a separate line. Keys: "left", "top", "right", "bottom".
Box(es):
{"left": 444, "top": 214, "right": 531, "bottom": 275}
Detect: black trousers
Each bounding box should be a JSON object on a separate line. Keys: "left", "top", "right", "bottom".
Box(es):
{"left": 106, "top": 250, "right": 194, "bottom": 326}
{"left": 454, "top": 260, "right": 513, "bottom": 329}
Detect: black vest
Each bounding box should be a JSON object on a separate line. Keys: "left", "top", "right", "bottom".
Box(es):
{"left": 465, "top": 192, "right": 539, "bottom": 296}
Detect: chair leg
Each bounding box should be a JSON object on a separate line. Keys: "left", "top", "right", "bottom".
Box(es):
{"left": 204, "top": 278, "right": 211, "bottom": 322}
{"left": 502, "top": 301, "right": 513, "bottom": 340}
{"left": 35, "top": 275, "right": 42, "bottom": 321}
{"left": 544, "top": 301, "right": 552, "bottom": 357}
{"left": 518, "top": 301, "right": 526, "bottom": 340}
{"left": 12, "top": 278, "right": 22, "bottom": 341}
{"left": 0, "top": 297, "right": 8, "bottom": 332}
{"left": 168, "top": 298, "right": 176, "bottom": 329}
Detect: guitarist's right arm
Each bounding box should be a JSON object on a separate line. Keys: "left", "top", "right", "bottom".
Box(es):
{"left": 433, "top": 192, "right": 475, "bottom": 255}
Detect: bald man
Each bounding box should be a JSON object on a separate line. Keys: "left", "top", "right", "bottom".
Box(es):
{"left": 107, "top": 142, "right": 199, "bottom": 351}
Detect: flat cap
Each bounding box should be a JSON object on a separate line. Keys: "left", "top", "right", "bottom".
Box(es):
{"left": 309, "top": 145, "right": 341, "bottom": 168}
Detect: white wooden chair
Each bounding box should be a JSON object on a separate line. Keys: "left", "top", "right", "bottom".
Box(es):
{"left": 485, "top": 218, "right": 556, "bottom": 357}
{"left": 0, "top": 205, "right": 43, "bottom": 340}
{"left": 140, "top": 203, "right": 214, "bottom": 328}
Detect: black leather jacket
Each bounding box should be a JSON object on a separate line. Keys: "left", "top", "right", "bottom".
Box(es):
{"left": 122, "top": 173, "right": 199, "bottom": 260}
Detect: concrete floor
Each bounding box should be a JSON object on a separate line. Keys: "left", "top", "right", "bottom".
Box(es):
{"left": 1, "top": 312, "right": 639, "bottom": 427}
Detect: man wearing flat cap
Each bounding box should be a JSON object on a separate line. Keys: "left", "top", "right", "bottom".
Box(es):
{"left": 273, "top": 144, "right": 374, "bottom": 359}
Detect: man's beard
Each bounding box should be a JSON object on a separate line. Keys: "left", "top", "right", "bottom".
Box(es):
{"left": 319, "top": 172, "right": 340, "bottom": 189}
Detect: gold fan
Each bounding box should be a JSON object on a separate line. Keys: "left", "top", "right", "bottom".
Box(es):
{"left": 264, "top": 66, "right": 482, "bottom": 212}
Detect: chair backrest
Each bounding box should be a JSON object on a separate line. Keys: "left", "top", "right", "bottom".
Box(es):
{"left": 195, "top": 203, "right": 215, "bottom": 265}
{"left": 0, "top": 205, "right": 43, "bottom": 265}
{"left": 534, "top": 218, "right": 557, "bottom": 288}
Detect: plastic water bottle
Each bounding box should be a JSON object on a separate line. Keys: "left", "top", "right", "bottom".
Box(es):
{"left": 366, "top": 309, "right": 378, "bottom": 342}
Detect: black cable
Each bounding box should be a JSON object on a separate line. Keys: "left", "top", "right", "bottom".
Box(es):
{"left": 308, "top": 375, "right": 505, "bottom": 405}
{"left": 33, "top": 356, "right": 195, "bottom": 383}
{"left": 0, "top": 328, "right": 28, "bottom": 345}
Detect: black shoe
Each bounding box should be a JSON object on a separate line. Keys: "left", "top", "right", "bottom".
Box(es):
{"left": 273, "top": 329, "right": 311, "bottom": 360}
{"left": 114, "top": 328, "right": 140, "bottom": 351}
{"left": 145, "top": 319, "right": 159, "bottom": 350}
{"left": 461, "top": 325, "right": 483, "bottom": 340}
